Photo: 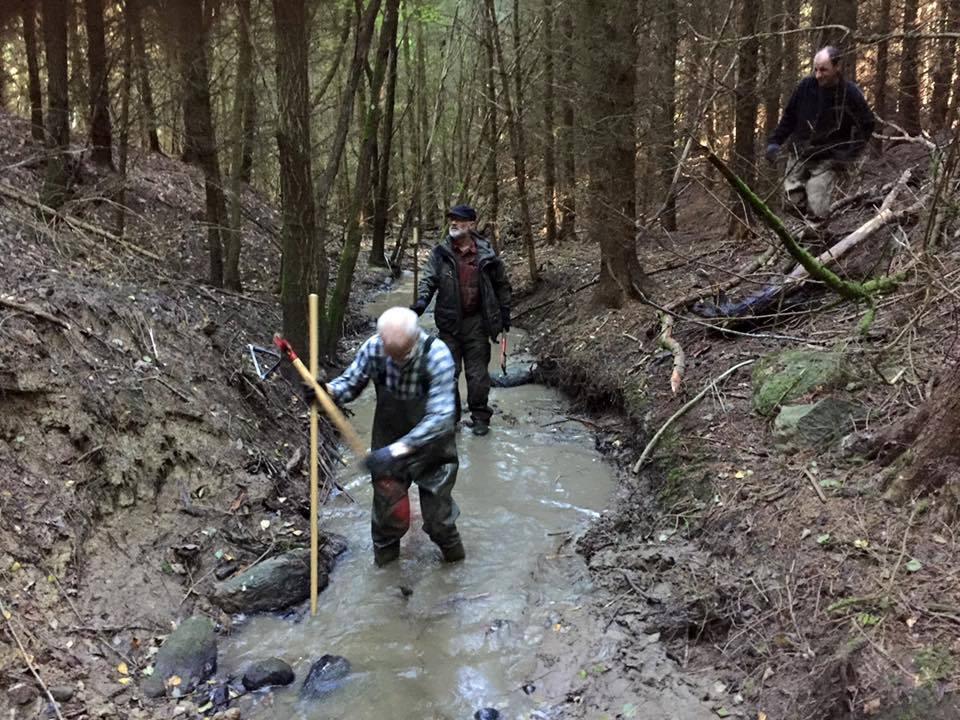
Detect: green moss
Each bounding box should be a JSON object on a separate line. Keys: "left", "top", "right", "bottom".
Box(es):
{"left": 751, "top": 349, "right": 847, "bottom": 416}
{"left": 916, "top": 645, "right": 954, "bottom": 684}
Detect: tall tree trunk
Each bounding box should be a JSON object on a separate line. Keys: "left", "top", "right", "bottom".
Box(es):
{"left": 897, "top": 0, "right": 922, "bottom": 135}
{"left": 326, "top": 0, "right": 398, "bottom": 353}
{"left": 175, "top": 0, "right": 225, "bottom": 287}
{"left": 40, "top": 0, "right": 70, "bottom": 209}
{"left": 542, "top": 0, "right": 558, "bottom": 245}
{"left": 576, "top": 0, "right": 651, "bottom": 307}
{"left": 84, "top": 0, "right": 113, "bottom": 167}
{"left": 652, "top": 0, "right": 679, "bottom": 231}
{"left": 21, "top": 0, "right": 45, "bottom": 142}
{"left": 416, "top": 17, "right": 436, "bottom": 227}
{"left": 874, "top": 0, "right": 891, "bottom": 120}
{"left": 224, "top": 0, "right": 254, "bottom": 291}
{"left": 370, "top": 0, "right": 401, "bottom": 267}
{"left": 781, "top": 0, "right": 801, "bottom": 108}
{"left": 127, "top": 0, "right": 161, "bottom": 153}
{"left": 273, "top": 0, "right": 320, "bottom": 357}
{"left": 557, "top": 4, "right": 576, "bottom": 241}
{"left": 484, "top": 0, "right": 538, "bottom": 283}
{"left": 731, "top": 0, "right": 760, "bottom": 225}
{"left": 315, "top": 0, "right": 382, "bottom": 258}
{"left": 482, "top": 9, "right": 499, "bottom": 230}
{"left": 930, "top": 0, "right": 959, "bottom": 130}
{"left": 114, "top": 11, "right": 132, "bottom": 236}
{"left": 763, "top": 0, "right": 784, "bottom": 140}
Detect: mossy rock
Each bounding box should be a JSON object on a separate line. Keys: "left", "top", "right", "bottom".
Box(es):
{"left": 751, "top": 350, "right": 847, "bottom": 416}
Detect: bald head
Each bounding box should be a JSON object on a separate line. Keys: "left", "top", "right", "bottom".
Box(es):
{"left": 813, "top": 46, "right": 841, "bottom": 88}
{"left": 377, "top": 306, "right": 420, "bottom": 364}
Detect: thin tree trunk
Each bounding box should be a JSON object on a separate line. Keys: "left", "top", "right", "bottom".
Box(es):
{"left": 557, "top": 4, "right": 575, "bottom": 241}
{"left": 652, "top": 0, "right": 679, "bottom": 231}
{"left": 930, "top": 0, "right": 959, "bottom": 130}
{"left": 810, "top": 0, "right": 857, "bottom": 81}
{"left": 763, "top": 0, "right": 783, "bottom": 140}
{"left": 273, "top": 0, "right": 320, "bottom": 356}
{"left": 175, "top": 0, "right": 225, "bottom": 287}
{"left": 416, "top": 18, "right": 436, "bottom": 227}
{"left": 21, "top": 0, "right": 45, "bottom": 142}
{"left": 40, "top": 0, "right": 70, "bottom": 209}
{"left": 127, "top": 0, "right": 161, "bottom": 153}
{"left": 315, "top": 0, "right": 383, "bottom": 254}
{"left": 484, "top": 0, "right": 538, "bottom": 283}
{"left": 482, "top": 10, "right": 499, "bottom": 229}
{"left": 370, "top": 0, "right": 401, "bottom": 267}
{"left": 542, "top": 0, "right": 558, "bottom": 245}
{"left": 224, "top": 0, "right": 254, "bottom": 291}
{"left": 84, "top": 0, "right": 113, "bottom": 167}
{"left": 115, "top": 13, "right": 133, "bottom": 236}
{"left": 897, "top": 0, "right": 922, "bottom": 135}
{"left": 326, "top": 0, "right": 397, "bottom": 353}
{"left": 781, "top": 0, "right": 801, "bottom": 107}
{"left": 874, "top": 0, "right": 891, "bottom": 120}
{"left": 239, "top": 0, "right": 258, "bottom": 184}
{"left": 731, "top": 0, "right": 760, "bottom": 226}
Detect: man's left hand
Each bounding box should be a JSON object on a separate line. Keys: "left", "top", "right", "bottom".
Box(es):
{"left": 363, "top": 442, "right": 411, "bottom": 475}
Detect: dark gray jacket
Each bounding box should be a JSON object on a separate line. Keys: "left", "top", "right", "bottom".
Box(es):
{"left": 415, "top": 232, "right": 511, "bottom": 341}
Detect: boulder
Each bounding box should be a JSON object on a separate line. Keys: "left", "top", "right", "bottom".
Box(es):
{"left": 141, "top": 616, "right": 217, "bottom": 698}
{"left": 209, "top": 534, "right": 346, "bottom": 614}
{"left": 242, "top": 658, "right": 295, "bottom": 691}
{"left": 300, "top": 655, "right": 351, "bottom": 699}
{"left": 773, "top": 398, "right": 867, "bottom": 452}
{"left": 7, "top": 682, "right": 38, "bottom": 706}
{"left": 752, "top": 350, "right": 846, "bottom": 416}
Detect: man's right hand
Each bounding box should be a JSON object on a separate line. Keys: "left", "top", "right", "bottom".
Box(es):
{"left": 302, "top": 382, "right": 330, "bottom": 405}
{"left": 765, "top": 143, "right": 780, "bottom": 163}
{"left": 410, "top": 299, "right": 428, "bottom": 316}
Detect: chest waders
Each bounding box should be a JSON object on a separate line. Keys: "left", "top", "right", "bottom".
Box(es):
{"left": 370, "top": 337, "right": 464, "bottom": 566}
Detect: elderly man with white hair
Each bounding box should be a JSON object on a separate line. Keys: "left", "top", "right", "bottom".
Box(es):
{"left": 315, "top": 306, "right": 463, "bottom": 566}
{"left": 765, "top": 46, "right": 875, "bottom": 219}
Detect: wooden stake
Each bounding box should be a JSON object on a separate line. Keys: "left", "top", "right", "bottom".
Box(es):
{"left": 412, "top": 225, "right": 420, "bottom": 304}
{"left": 308, "top": 293, "right": 319, "bottom": 617}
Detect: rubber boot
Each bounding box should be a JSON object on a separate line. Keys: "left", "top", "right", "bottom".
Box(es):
{"left": 374, "top": 542, "right": 400, "bottom": 567}
{"left": 441, "top": 539, "right": 465, "bottom": 563}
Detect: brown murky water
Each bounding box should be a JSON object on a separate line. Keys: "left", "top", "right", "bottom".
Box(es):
{"left": 219, "top": 275, "right": 615, "bottom": 719}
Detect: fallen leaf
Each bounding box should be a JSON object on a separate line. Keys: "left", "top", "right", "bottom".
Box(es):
{"left": 817, "top": 533, "right": 831, "bottom": 545}
{"left": 141, "top": 666, "right": 154, "bottom": 676}
{"left": 800, "top": 528, "right": 812, "bottom": 540}
{"left": 905, "top": 559, "right": 923, "bottom": 573}
{"left": 10, "top": 561, "right": 21, "bottom": 572}
{"left": 260, "top": 519, "right": 271, "bottom": 531}
{"left": 906, "top": 617, "right": 918, "bottom": 628}
{"left": 166, "top": 675, "right": 182, "bottom": 687}
{"left": 854, "top": 539, "right": 869, "bottom": 549}
{"left": 932, "top": 534, "right": 948, "bottom": 545}
{"left": 117, "top": 662, "right": 129, "bottom": 675}
{"left": 759, "top": 713, "right": 768, "bottom": 720}
{"left": 2, "top": 610, "right": 11, "bottom": 620}
{"left": 118, "top": 677, "right": 132, "bottom": 686}
{"left": 863, "top": 698, "right": 882, "bottom": 715}
{"left": 715, "top": 708, "right": 731, "bottom": 718}
{"left": 197, "top": 702, "right": 213, "bottom": 713}
{"left": 734, "top": 470, "right": 746, "bottom": 479}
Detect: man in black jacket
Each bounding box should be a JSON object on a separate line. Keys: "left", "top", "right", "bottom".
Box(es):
{"left": 766, "top": 46, "right": 875, "bottom": 219}
{"left": 411, "top": 205, "right": 512, "bottom": 436}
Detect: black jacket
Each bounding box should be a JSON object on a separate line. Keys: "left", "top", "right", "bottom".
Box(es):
{"left": 769, "top": 76, "right": 875, "bottom": 161}
{"left": 415, "top": 232, "right": 512, "bottom": 341}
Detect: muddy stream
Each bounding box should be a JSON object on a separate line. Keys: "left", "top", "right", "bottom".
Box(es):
{"left": 219, "top": 276, "right": 616, "bottom": 719}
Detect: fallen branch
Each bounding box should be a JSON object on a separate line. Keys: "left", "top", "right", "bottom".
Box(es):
{"left": 0, "top": 297, "right": 71, "bottom": 330}
{"left": 0, "top": 181, "right": 162, "bottom": 262}
{"left": 632, "top": 358, "right": 755, "bottom": 473}
{"left": 0, "top": 600, "right": 67, "bottom": 720}
{"left": 657, "top": 314, "right": 685, "bottom": 393}
{"left": 663, "top": 243, "right": 780, "bottom": 313}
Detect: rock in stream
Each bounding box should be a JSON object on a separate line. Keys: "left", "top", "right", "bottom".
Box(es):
{"left": 300, "top": 655, "right": 351, "bottom": 699}
{"left": 141, "top": 616, "right": 217, "bottom": 698}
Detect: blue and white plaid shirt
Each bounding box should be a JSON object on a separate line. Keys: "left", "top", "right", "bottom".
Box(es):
{"left": 327, "top": 330, "right": 457, "bottom": 450}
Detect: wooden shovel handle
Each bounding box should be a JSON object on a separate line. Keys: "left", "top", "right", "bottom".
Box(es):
{"left": 274, "top": 337, "right": 368, "bottom": 459}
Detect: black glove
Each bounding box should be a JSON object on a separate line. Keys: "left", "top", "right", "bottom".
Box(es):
{"left": 410, "top": 299, "right": 428, "bottom": 316}
{"left": 500, "top": 306, "right": 510, "bottom": 333}
{"left": 765, "top": 143, "right": 780, "bottom": 164}
{"left": 363, "top": 446, "right": 401, "bottom": 476}
{"left": 302, "top": 381, "right": 330, "bottom": 405}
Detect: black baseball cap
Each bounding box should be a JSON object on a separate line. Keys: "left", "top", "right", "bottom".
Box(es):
{"left": 446, "top": 204, "right": 477, "bottom": 221}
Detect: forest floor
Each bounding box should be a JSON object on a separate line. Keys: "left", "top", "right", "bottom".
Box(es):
{"left": 1, "top": 102, "right": 959, "bottom": 720}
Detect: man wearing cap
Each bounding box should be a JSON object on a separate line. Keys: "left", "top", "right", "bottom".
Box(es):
{"left": 411, "top": 205, "right": 512, "bottom": 436}
{"left": 765, "top": 46, "right": 875, "bottom": 219}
